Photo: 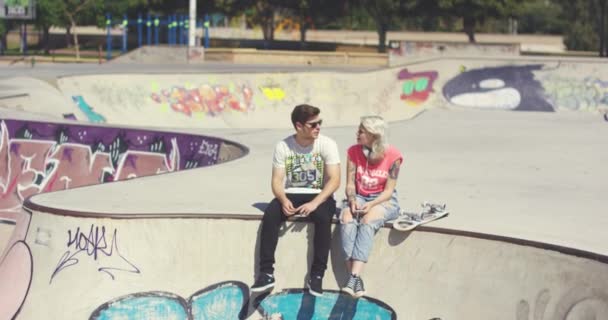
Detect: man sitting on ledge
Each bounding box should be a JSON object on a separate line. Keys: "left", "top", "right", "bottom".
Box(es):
{"left": 251, "top": 104, "right": 341, "bottom": 296}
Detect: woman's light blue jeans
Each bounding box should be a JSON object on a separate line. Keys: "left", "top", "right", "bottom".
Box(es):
{"left": 339, "top": 191, "right": 400, "bottom": 263}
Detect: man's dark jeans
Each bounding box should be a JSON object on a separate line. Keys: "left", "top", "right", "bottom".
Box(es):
{"left": 259, "top": 193, "right": 336, "bottom": 277}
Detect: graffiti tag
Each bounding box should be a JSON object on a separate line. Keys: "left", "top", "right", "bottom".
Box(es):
{"left": 51, "top": 224, "right": 140, "bottom": 283}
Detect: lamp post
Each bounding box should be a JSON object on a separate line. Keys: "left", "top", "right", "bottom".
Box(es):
{"left": 189, "top": 0, "right": 197, "bottom": 47}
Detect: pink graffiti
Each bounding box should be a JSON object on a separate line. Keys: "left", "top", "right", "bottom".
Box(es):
{"left": 0, "top": 122, "right": 179, "bottom": 212}
{"left": 151, "top": 84, "right": 254, "bottom": 117}
{"left": 397, "top": 69, "right": 439, "bottom": 106}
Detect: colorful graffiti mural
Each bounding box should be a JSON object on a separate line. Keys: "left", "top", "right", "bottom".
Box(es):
{"left": 0, "top": 119, "right": 228, "bottom": 212}
{"left": 72, "top": 96, "right": 106, "bottom": 123}
{"left": 443, "top": 64, "right": 608, "bottom": 113}
{"left": 541, "top": 76, "right": 608, "bottom": 112}
{"left": 89, "top": 282, "right": 396, "bottom": 320}
{"left": 258, "top": 289, "right": 396, "bottom": 320}
{"left": 90, "top": 281, "right": 249, "bottom": 320}
{"left": 150, "top": 84, "right": 254, "bottom": 117}
{"left": 397, "top": 69, "right": 438, "bottom": 107}
{"left": 260, "top": 87, "right": 286, "bottom": 101}
{"left": 442, "top": 65, "right": 553, "bottom": 112}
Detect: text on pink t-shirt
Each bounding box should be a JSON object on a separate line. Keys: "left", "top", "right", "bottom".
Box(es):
{"left": 348, "top": 144, "right": 403, "bottom": 196}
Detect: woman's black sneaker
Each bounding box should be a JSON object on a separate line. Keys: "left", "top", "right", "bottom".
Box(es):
{"left": 341, "top": 274, "right": 358, "bottom": 297}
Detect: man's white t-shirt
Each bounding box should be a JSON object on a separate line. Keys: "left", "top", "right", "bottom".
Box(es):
{"left": 272, "top": 134, "right": 340, "bottom": 194}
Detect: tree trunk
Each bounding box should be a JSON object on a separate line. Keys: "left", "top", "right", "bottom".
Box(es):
{"left": 463, "top": 16, "right": 476, "bottom": 43}
{"left": 300, "top": 23, "right": 308, "bottom": 50}
{"left": 377, "top": 22, "right": 388, "bottom": 53}
{"left": 0, "top": 32, "right": 6, "bottom": 55}
{"left": 70, "top": 19, "right": 80, "bottom": 60}
{"left": 40, "top": 26, "right": 50, "bottom": 55}
{"left": 600, "top": 0, "right": 607, "bottom": 57}
{"left": 65, "top": 25, "right": 72, "bottom": 48}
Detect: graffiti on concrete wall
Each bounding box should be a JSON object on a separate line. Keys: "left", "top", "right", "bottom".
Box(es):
{"left": 443, "top": 64, "right": 608, "bottom": 113}
{"left": 150, "top": 84, "right": 254, "bottom": 117}
{"left": 258, "top": 288, "right": 396, "bottom": 320}
{"left": 389, "top": 41, "right": 519, "bottom": 58}
{"left": 89, "top": 282, "right": 396, "bottom": 320}
{"left": 0, "top": 119, "right": 225, "bottom": 212}
{"left": 51, "top": 224, "right": 140, "bottom": 284}
{"left": 90, "top": 281, "right": 249, "bottom": 320}
{"left": 540, "top": 76, "right": 608, "bottom": 112}
{"left": 260, "top": 86, "right": 286, "bottom": 101}
{"left": 398, "top": 69, "right": 438, "bottom": 107}
{"left": 0, "top": 241, "right": 33, "bottom": 320}
{"left": 442, "top": 65, "right": 554, "bottom": 112}
{"left": 517, "top": 287, "right": 608, "bottom": 320}
{"left": 72, "top": 96, "right": 106, "bottom": 123}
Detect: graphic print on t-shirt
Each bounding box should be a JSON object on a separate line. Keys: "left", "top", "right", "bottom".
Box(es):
{"left": 285, "top": 153, "right": 324, "bottom": 189}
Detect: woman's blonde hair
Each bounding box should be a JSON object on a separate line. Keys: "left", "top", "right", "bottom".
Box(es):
{"left": 360, "top": 115, "right": 388, "bottom": 160}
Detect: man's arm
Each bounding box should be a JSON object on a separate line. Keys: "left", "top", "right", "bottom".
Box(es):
{"left": 296, "top": 163, "right": 340, "bottom": 216}
{"left": 313, "top": 163, "right": 341, "bottom": 204}
{"left": 271, "top": 166, "right": 296, "bottom": 215}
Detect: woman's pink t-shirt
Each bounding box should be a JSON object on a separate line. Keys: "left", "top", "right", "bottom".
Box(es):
{"left": 348, "top": 144, "right": 403, "bottom": 196}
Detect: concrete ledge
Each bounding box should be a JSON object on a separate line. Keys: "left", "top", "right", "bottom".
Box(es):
{"left": 204, "top": 48, "right": 388, "bottom": 67}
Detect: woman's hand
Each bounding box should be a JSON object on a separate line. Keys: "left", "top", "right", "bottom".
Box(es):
{"left": 358, "top": 202, "right": 374, "bottom": 215}
{"left": 349, "top": 198, "right": 358, "bottom": 215}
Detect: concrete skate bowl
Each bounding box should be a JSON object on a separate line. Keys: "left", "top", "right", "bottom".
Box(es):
{"left": 2, "top": 205, "right": 608, "bottom": 320}
{"left": 46, "top": 56, "right": 608, "bottom": 131}
{"left": 0, "top": 117, "right": 247, "bottom": 283}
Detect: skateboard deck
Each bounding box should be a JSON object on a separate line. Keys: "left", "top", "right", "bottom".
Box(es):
{"left": 392, "top": 202, "right": 449, "bottom": 231}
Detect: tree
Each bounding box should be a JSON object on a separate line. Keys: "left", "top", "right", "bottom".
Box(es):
{"left": 355, "top": 0, "right": 416, "bottom": 53}
{"left": 515, "top": 0, "right": 565, "bottom": 34}
{"left": 556, "top": 0, "right": 603, "bottom": 53}
{"left": 35, "top": 0, "right": 63, "bottom": 54}
{"left": 434, "top": 0, "right": 522, "bottom": 43}
{"left": 0, "top": 19, "right": 5, "bottom": 55}
{"left": 286, "top": 0, "right": 347, "bottom": 45}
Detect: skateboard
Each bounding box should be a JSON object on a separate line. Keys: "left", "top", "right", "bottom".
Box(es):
{"left": 392, "top": 202, "right": 449, "bottom": 231}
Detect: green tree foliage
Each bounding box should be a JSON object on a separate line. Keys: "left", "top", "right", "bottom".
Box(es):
{"left": 515, "top": 0, "right": 565, "bottom": 34}
{"left": 0, "top": 19, "right": 5, "bottom": 54}
{"left": 285, "top": 0, "right": 347, "bottom": 42}
{"left": 355, "top": 0, "right": 417, "bottom": 52}
{"left": 434, "top": 0, "right": 522, "bottom": 42}
{"left": 557, "top": 0, "right": 603, "bottom": 52}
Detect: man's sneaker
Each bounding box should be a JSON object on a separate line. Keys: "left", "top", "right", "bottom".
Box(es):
{"left": 251, "top": 273, "right": 275, "bottom": 292}
{"left": 341, "top": 274, "right": 358, "bottom": 297}
{"left": 354, "top": 276, "right": 366, "bottom": 298}
{"left": 307, "top": 275, "right": 323, "bottom": 296}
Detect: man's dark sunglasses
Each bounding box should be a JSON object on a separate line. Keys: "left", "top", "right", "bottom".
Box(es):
{"left": 305, "top": 120, "right": 323, "bottom": 128}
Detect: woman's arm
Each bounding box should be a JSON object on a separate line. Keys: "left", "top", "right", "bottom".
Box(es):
{"left": 345, "top": 159, "right": 357, "bottom": 211}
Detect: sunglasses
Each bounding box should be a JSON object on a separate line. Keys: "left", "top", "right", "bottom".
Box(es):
{"left": 304, "top": 120, "right": 323, "bottom": 128}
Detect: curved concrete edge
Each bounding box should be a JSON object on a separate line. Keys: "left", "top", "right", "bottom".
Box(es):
{"left": 0, "top": 241, "right": 33, "bottom": 320}
{"left": 13, "top": 205, "right": 608, "bottom": 319}
{"left": 0, "top": 117, "right": 250, "bottom": 213}
{"left": 21, "top": 199, "right": 608, "bottom": 267}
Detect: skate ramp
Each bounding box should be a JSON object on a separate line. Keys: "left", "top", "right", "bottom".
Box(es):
{"left": 3, "top": 204, "right": 608, "bottom": 320}
{"left": 0, "top": 118, "right": 248, "bottom": 212}
{"left": 49, "top": 56, "right": 608, "bottom": 130}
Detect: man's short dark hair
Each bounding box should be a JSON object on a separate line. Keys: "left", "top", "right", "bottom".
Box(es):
{"left": 291, "top": 104, "right": 320, "bottom": 128}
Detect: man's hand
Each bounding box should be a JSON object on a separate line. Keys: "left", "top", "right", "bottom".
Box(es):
{"left": 296, "top": 200, "right": 320, "bottom": 216}
{"left": 280, "top": 198, "right": 297, "bottom": 216}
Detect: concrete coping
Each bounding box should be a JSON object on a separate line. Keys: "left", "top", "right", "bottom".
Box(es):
{"left": 22, "top": 198, "right": 608, "bottom": 266}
